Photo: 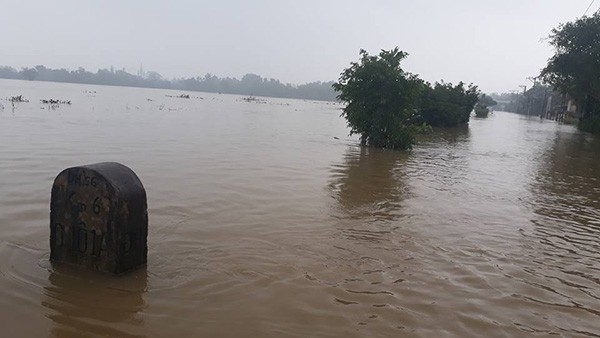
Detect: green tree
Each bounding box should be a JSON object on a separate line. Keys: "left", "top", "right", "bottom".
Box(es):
{"left": 541, "top": 13, "right": 600, "bottom": 131}
{"left": 474, "top": 94, "right": 498, "bottom": 118}
{"left": 419, "top": 82, "right": 479, "bottom": 127}
{"left": 333, "top": 48, "right": 423, "bottom": 150}
{"left": 474, "top": 104, "right": 489, "bottom": 118}
{"left": 478, "top": 94, "right": 497, "bottom": 108}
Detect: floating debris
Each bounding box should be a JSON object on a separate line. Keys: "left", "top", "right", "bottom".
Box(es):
{"left": 40, "top": 99, "right": 71, "bottom": 110}
{"left": 9, "top": 95, "right": 29, "bottom": 103}
{"left": 0, "top": 103, "right": 4, "bottom": 111}
{"left": 41, "top": 99, "right": 71, "bottom": 105}
{"left": 146, "top": 98, "right": 153, "bottom": 101}
{"left": 241, "top": 96, "right": 267, "bottom": 104}
{"left": 166, "top": 94, "right": 190, "bottom": 99}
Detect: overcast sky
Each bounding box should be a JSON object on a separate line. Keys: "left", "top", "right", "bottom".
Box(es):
{"left": 0, "top": 0, "right": 595, "bottom": 93}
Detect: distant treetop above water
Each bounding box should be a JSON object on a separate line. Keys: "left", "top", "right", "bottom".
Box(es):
{"left": 0, "top": 65, "right": 337, "bottom": 102}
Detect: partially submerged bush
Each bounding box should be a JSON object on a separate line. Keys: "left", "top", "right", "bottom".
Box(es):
{"left": 334, "top": 48, "right": 482, "bottom": 150}
{"left": 333, "top": 48, "right": 423, "bottom": 150}
{"left": 419, "top": 82, "right": 479, "bottom": 127}
{"left": 9, "top": 95, "right": 28, "bottom": 103}
{"left": 474, "top": 104, "right": 489, "bottom": 118}
{"left": 41, "top": 99, "right": 71, "bottom": 105}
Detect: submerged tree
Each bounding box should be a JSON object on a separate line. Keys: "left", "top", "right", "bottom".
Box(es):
{"left": 474, "top": 94, "right": 497, "bottom": 118}
{"left": 478, "top": 94, "right": 497, "bottom": 108}
{"left": 419, "top": 82, "right": 479, "bottom": 126}
{"left": 333, "top": 48, "right": 423, "bottom": 150}
{"left": 474, "top": 104, "right": 489, "bottom": 118}
{"left": 541, "top": 13, "right": 600, "bottom": 132}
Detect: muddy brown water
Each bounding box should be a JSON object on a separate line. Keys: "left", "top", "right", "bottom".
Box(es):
{"left": 0, "top": 79, "right": 599, "bottom": 337}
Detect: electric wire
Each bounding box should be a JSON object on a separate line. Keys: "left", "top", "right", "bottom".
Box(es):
{"left": 584, "top": 0, "right": 596, "bottom": 16}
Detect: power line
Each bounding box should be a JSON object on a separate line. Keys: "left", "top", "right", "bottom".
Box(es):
{"left": 584, "top": 0, "right": 596, "bottom": 16}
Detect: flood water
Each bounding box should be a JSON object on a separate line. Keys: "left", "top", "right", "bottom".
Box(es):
{"left": 0, "top": 79, "right": 599, "bottom": 337}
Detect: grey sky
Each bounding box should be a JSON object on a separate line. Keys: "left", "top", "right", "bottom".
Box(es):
{"left": 0, "top": 0, "right": 594, "bottom": 93}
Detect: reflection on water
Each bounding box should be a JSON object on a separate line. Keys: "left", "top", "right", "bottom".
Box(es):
{"left": 531, "top": 130, "right": 600, "bottom": 261}
{"left": 522, "top": 131, "right": 600, "bottom": 329}
{"left": 421, "top": 124, "right": 471, "bottom": 145}
{"left": 1, "top": 79, "right": 600, "bottom": 337}
{"left": 329, "top": 146, "right": 408, "bottom": 222}
{"left": 43, "top": 265, "right": 147, "bottom": 337}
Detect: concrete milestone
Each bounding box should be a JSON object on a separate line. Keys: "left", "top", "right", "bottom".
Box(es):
{"left": 50, "top": 162, "right": 148, "bottom": 274}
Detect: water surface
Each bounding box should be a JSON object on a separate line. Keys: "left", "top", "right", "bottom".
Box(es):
{"left": 1, "top": 79, "right": 599, "bottom": 337}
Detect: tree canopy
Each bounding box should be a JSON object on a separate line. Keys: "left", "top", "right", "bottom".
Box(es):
{"left": 333, "top": 48, "right": 423, "bottom": 150}
{"left": 334, "top": 48, "right": 483, "bottom": 149}
{"left": 473, "top": 94, "right": 498, "bottom": 118}
{"left": 419, "top": 82, "right": 479, "bottom": 126}
{"left": 541, "top": 12, "right": 600, "bottom": 130}
{"left": 478, "top": 94, "right": 497, "bottom": 108}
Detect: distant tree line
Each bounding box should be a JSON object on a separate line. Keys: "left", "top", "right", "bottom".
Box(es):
{"left": 0, "top": 65, "right": 337, "bottom": 101}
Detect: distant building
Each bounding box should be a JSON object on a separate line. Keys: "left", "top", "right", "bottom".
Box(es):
{"left": 544, "top": 92, "right": 580, "bottom": 121}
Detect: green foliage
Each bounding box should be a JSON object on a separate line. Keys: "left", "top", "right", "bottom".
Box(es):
{"left": 473, "top": 94, "right": 495, "bottom": 118}
{"left": 541, "top": 14, "right": 600, "bottom": 101}
{"left": 478, "top": 94, "right": 497, "bottom": 107}
{"left": 333, "top": 48, "right": 423, "bottom": 150}
{"left": 579, "top": 114, "right": 600, "bottom": 133}
{"left": 541, "top": 13, "right": 600, "bottom": 130}
{"left": 419, "top": 82, "right": 479, "bottom": 127}
{"left": 474, "top": 104, "right": 489, "bottom": 118}
{"left": 334, "top": 48, "right": 484, "bottom": 149}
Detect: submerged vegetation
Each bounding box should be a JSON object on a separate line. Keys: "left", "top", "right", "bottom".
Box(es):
{"left": 333, "top": 48, "right": 423, "bottom": 150}
{"left": 474, "top": 104, "right": 490, "bottom": 118}
{"left": 9, "top": 95, "right": 28, "bottom": 103}
{"left": 166, "top": 94, "right": 192, "bottom": 99}
{"left": 419, "top": 82, "right": 479, "bottom": 126}
{"left": 473, "top": 94, "right": 497, "bottom": 118}
{"left": 41, "top": 99, "right": 71, "bottom": 105}
{"left": 241, "top": 96, "right": 267, "bottom": 103}
{"left": 3, "top": 95, "right": 73, "bottom": 111}
{"left": 40, "top": 98, "right": 71, "bottom": 110}
{"left": 0, "top": 95, "right": 29, "bottom": 112}
{"left": 334, "top": 48, "right": 481, "bottom": 150}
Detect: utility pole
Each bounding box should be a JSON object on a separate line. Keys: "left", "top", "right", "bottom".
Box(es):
{"left": 518, "top": 85, "right": 527, "bottom": 95}
{"left": 519, "top": 85, "right": 529, "bottom": 115}
{"left": 525, "top": 77, "right": 538, "bottom": 117}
